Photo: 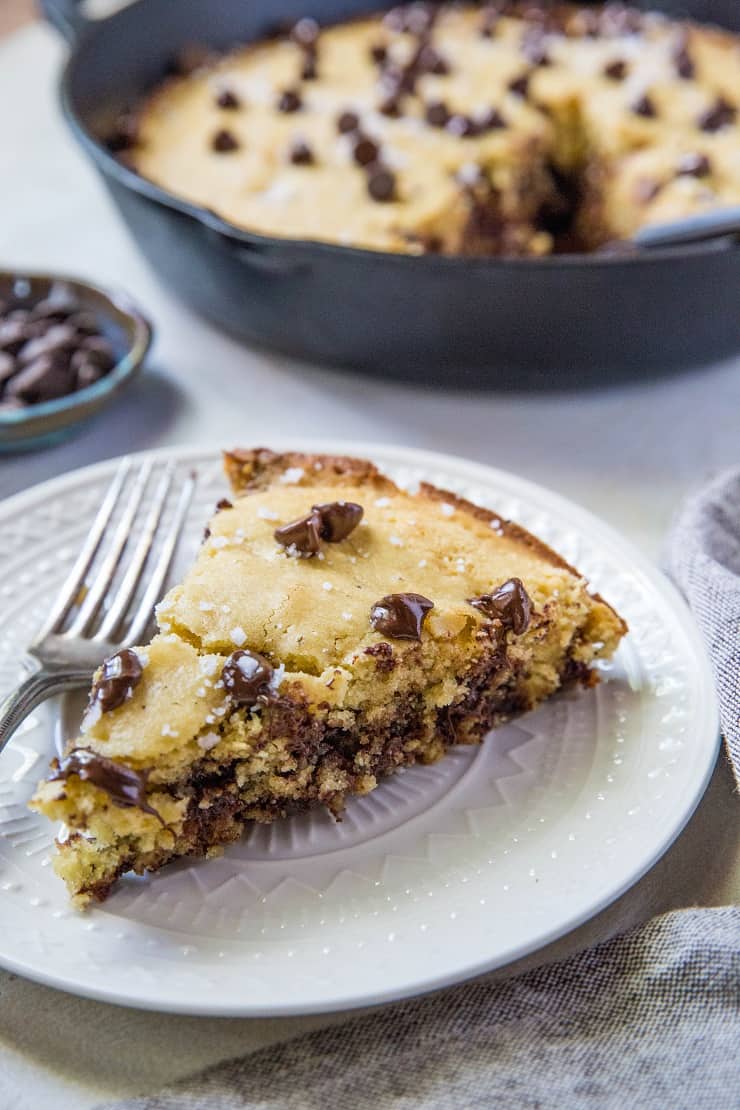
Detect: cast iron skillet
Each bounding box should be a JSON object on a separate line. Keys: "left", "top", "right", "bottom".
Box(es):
{"left": 41, "top": 0, "right": 740, "bottom": 387}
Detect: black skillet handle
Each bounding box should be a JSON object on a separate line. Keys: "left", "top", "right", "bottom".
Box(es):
{"left": 39, "top": 0, "right": 91, "bottom": 45}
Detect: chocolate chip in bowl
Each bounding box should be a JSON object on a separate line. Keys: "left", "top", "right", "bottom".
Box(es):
{"left": 0, "top": 272, "right": 152, "bottom": 452}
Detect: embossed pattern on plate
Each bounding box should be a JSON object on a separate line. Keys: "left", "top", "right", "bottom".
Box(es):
{"left": 0, "top": 442, "right": 719, "bottom": 1015}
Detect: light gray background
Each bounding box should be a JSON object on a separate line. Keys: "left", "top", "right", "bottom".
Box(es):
{"left": 1, "top": 24, "right": 738, "bottom": 1110}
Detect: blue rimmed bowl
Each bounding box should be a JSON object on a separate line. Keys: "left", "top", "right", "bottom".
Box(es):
{"left": 0, "top": 271, "right": 153, "bottom": 452}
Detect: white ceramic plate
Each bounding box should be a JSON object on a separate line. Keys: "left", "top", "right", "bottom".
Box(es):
{"left": 0, "top": 442, "right": 719, "bottom": 1016}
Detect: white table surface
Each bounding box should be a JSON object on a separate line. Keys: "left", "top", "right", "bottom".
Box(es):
{"left": 1, "top": 22, "right": 739, "bottom": 1110}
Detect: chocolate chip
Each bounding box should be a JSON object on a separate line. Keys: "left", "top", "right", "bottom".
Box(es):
{"left": 603, "top": 58, "right": 627, "bottom": 80}
{"left": 370, "top": 593, "right": 434, "bottom": 641}
{"left": 65, "top": 310, "right": 99, "bottom": 336}
{"left": 413, "top": 42, "right": 449, "bottom": 76}
{"left": 0, "top": 319, "right": 32, "bottom": 356}
{"left": 216, "top": 88, "right": 241, "bottom": 109}
{"left": 698, "top": 97, "right": 736, "bottom": 133}
{"left": 425, "top": 100, "right": 450, "bottom": 128}
{"left": 364, "top": 641, "right": 396, "bottom": 672}
{"left": 312, "top": 501, "right": 363, "bottom": 542}
{"left": 290, "top": 17, "right": 319, "bottom": 47}
{"left": 0, "top": 351, "right": 17, "bottom": 385}
{"left": 631, "top": 94, "right": 656, "bottom": 119}
{"left": 337, "top": 110, "right": 360, "bottom": 134}
{"left": 79, "top": 335, "right": 115, "bottom": 371}
{"left": 446, "top": 114, "right": 479, "bottom": 138}
{"left": 301, "top": 56, "right": 318, "bottom": 81}
{"left": 211, "top": 128, "right": 239, "bottom": 152}
{"left": 508, "top": 73, "right": 531, "bottom": 98}
{"left": 367, "top": 166, "right": 397, "bottom": 202}
{"left": 50, "top": 749, "right": 162, "bottom": 821}
{"left": 278, "top": 89, "right": 302, "bottom": 113}
{"left": 468, "top": 578, "right": 532, "bottom": 634}
{"left": 90, "top": 649, "right": 144, "bottom": 713}
{"left": 222, "top": 649, "right": 274, "bottom": 708}
{"left": 673, "top": 43, "right": 694, "bottom": 80}
{"left": 289, "top": 139, "right": 315, "bottom": 165}
{"left": 353, "top": 136, "right": 380, "bottom": 167}
{"left": 274, "top": 510, "right": 322, "bottom": 556}
{"left": 521, "top": 30, "right": 550, "bottom": 66}
{"left": 477, "top": 107, "right": 506, "bottom": 131}
{"left": 74, "top": 361, "right": 105, "bottom": 390}
{"left": 17, "top": 324, "right": 77, "bottom": 366}
{"left": 105, "top": 111, "right": 139, "bottom": 154}
{"left": 378, "top": 96, "right": 402, "bottom": 118}
{"left": 370, "top": 42, "right": 388, "bottom": 64}
{"left": 480, "top": 6, "right": 500, "bottom": 38}
{"left": 676, "top": 152, "right": 711, "bottom": 178}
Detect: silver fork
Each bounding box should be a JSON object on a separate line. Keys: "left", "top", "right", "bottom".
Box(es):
{"left": 0, "top": 457, "right": 195, "bottom": 755}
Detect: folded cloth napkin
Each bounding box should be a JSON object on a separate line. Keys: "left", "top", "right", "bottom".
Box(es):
{"left": 667, "top": 466, "right": 740, "bottom": 786}
{"left": 102, "top": 471, "right": 740, "bottom": 1110}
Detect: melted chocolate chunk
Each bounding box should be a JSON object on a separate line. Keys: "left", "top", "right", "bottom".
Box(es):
{"left": 90, "top": 648, "right": 144, "bottom": 712}
{"left": 221, "top": 649, "right": 274, "bottom": 708}
{"left": 353, "top": 136, "right": 380, "bottom": 167}
{"left": 274, "top": 501, "right": 363, "bottom": 554}
{"left": 216, "top": 88, "right": 240, "bottom": 109}
{"left": 676, "top": 152, "right": 711, "bottom": 178}
{"left": 211, "top": 128, "right": 239, "bottom": 152}
{"left": 274, "top": 510, "right": 322, "bottom": 556}
{"left": 367, "top": 166, "right": 397, "bottom": 202}
{"left": 468, "top": 578, "right": 532, "bottom": 635}
{"left": 508, "top": 72, "right": 531, "bottom": 98}
{"left": 384, "top": 3, "right": 436, "bottom": 36}
{"left": 412, "top": 42, "right": 449, "bottom": 76}
{"left": 698, "top": 97, "right": 736, "bottom": 133}
{"left": 313, "top": 501, "right": 363, "bottom": 542}
{"left": 370, "top": 42, "right": 388, "bottom": 65}
{"left": 370, "top": 593, "right": 434, "bottom": 641}
{"left": 278, "top": 88, "right": 303, "bottom": 113}
{"left": 337, "top": 110, "right": 360, "bottom": 134}
{"left": 290, "top": 139, "right": 315, "bottom": 165}
{"left": 631, "top": 93, "right": 656, "bottom": 119}
{"left": 603, "top": 58, "right": 627, "bottom": 81}
{"left": 50, "top": 749, "right": 162, "bottom": 821}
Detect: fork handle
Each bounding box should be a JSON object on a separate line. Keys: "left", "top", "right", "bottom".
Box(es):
{"left": 0, "top": 668, "right": 91, "bottom": 756}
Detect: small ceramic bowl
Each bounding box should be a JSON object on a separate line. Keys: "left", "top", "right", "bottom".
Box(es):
{"left": 0, "top": 270, "right": 153, "bottom": 452}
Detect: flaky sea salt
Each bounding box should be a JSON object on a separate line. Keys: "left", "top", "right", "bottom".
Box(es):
{"left": 389, "top": 535, "right": 403, "bottom": 547}
{"left": 279, "top": 467, "right": 305, "bottom": 484}
{"left": 199, "top": 656, "right": 218, "bottom": 676}
{"left": 210, "top": 535, "right": 229, "bottom": 549}
{"left": 418, "top": 559, "right": 428, "bottom": 569}
{"left": 440, "top": 503, "right": 455, "bottom": 517}
{"left": 229, "top": 626, "right": 247, "bottom": 646}
{"left": 374, "top": 497, "right": 391, "bottom": 508}
{"left": 199, "top": 600, "right": 215, "bottom": 612}
{"left": 322, "top": 581, "right": 333, "bottom": 591}
{"left": 161, "top": 723, "right": 179, "bottom": 738}
{"left": 257, "top": 507, "right": 278, "bottom": 521}
{"left": 197, "top": 732, "right": 220, "bottom": 751}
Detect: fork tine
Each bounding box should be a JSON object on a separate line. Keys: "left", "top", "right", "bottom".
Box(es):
{"left": 66, "top": 460, "right": 154, "bottom": 638}
{"left": 35, "top": 458, "right": 132, "bottom": 640}
{"left": 125, "top": 472, "right": 196, "bottom": 645}
{"left": 95, "top": 462, "right": 175, "bottom": 643}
